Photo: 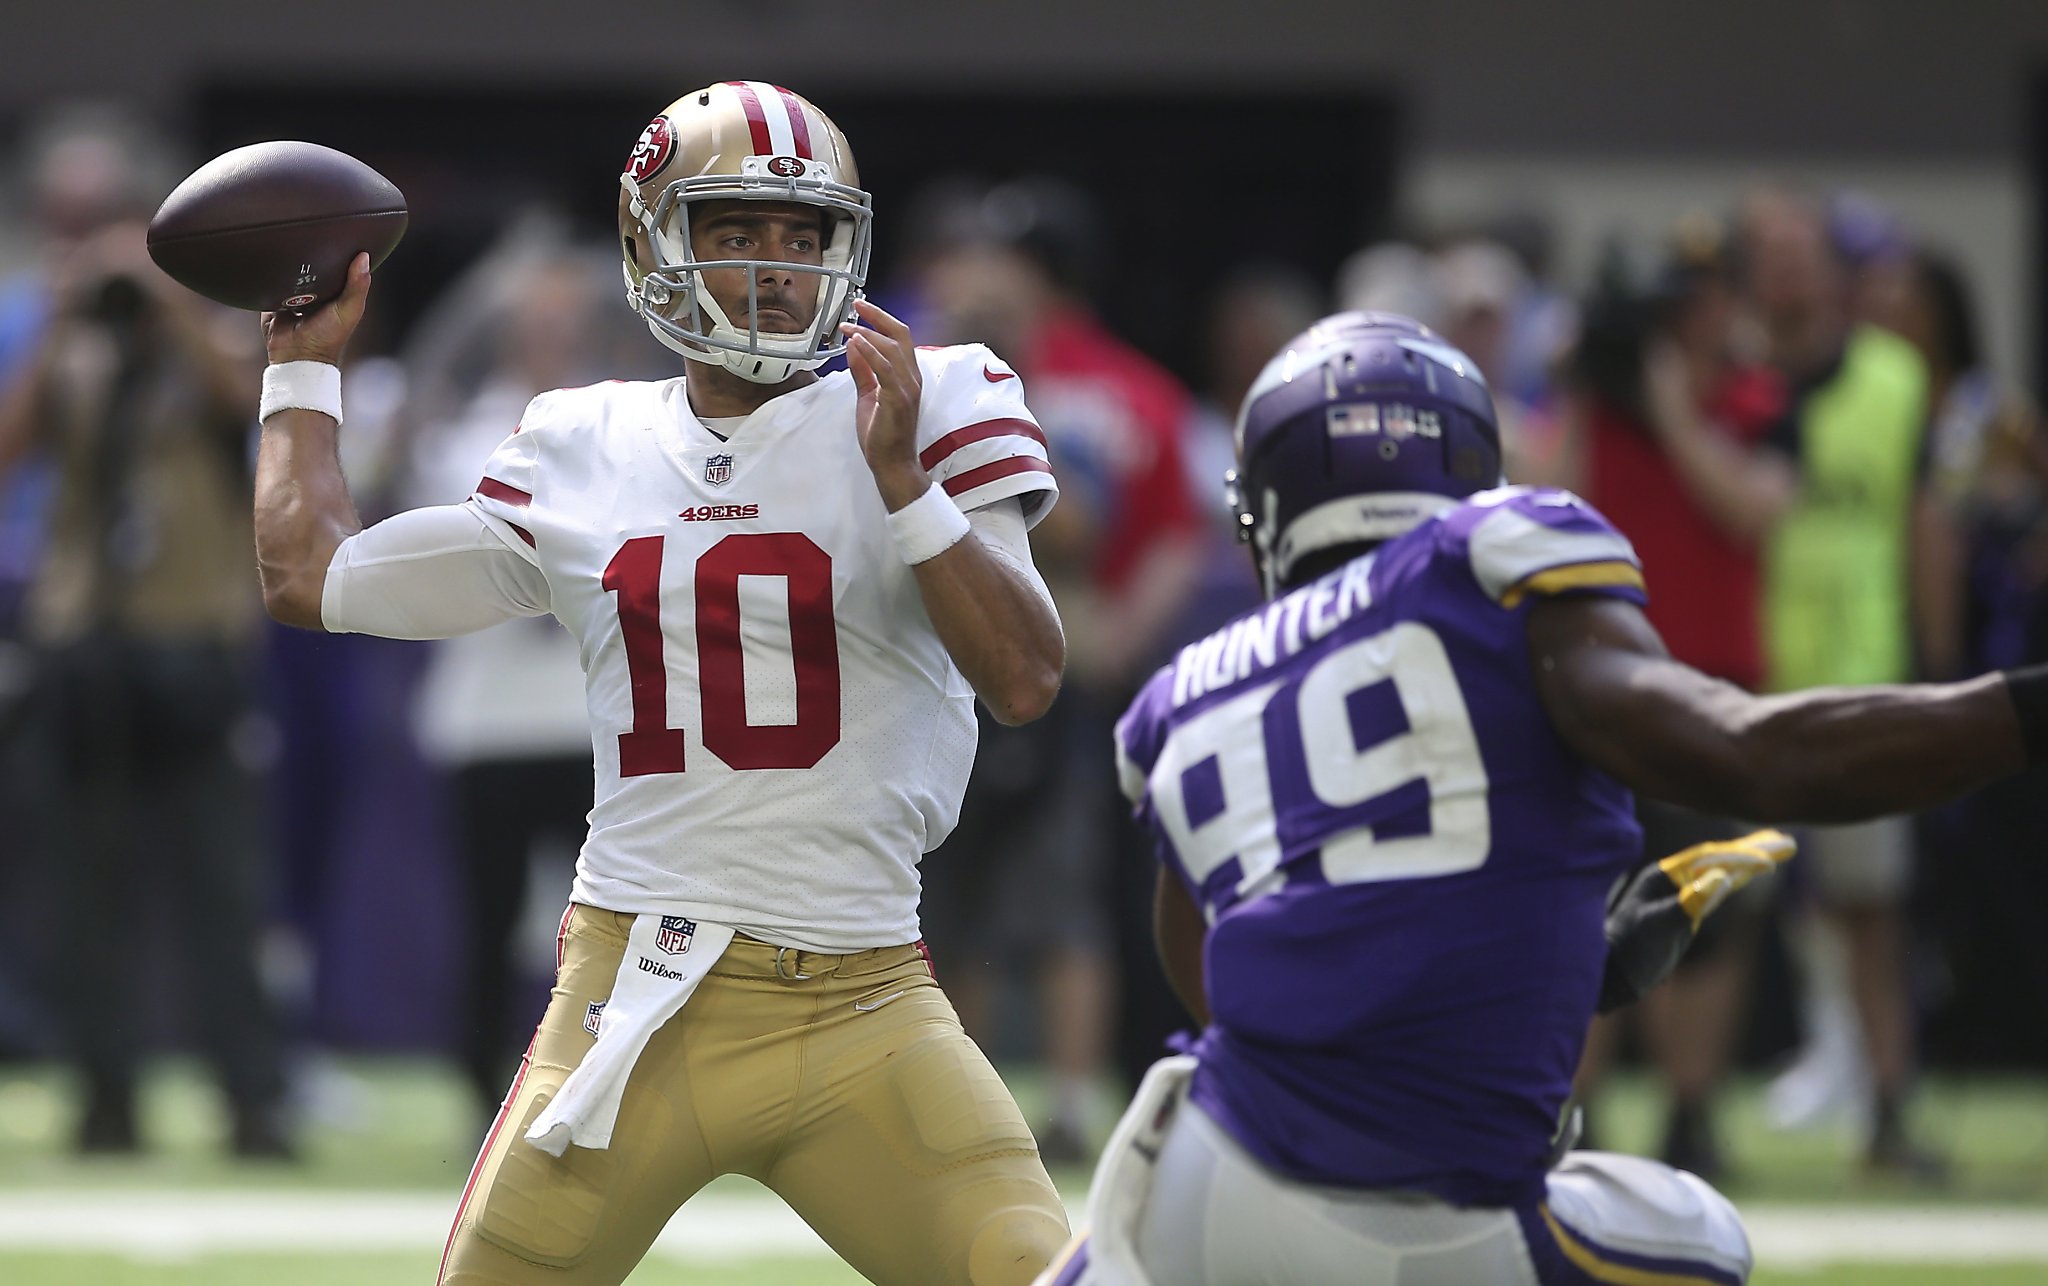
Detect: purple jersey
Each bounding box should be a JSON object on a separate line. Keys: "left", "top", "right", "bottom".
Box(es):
{"left": 1114, "top": 486, "right": 1649, "bottom": 1207}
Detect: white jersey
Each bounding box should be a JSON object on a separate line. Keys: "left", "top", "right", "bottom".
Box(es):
{"left": 463, "top": 343, "right": 1056, "bottom": 951}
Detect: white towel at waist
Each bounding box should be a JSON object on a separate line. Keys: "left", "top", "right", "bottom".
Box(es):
{"left": 524, "top": 912, "right": 737, "bottom": 1157}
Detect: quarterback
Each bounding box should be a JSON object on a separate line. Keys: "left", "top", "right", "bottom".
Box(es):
{"left": 1047, "top": 312, "right": 2048, "bottom": 1285}
{"left": 253, "top": 84, "right": 1070, "bottom": 1284}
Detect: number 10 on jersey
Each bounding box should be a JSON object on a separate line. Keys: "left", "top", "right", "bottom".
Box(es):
{"left": 602, "top": 532, "right": 842, "bottom": 776}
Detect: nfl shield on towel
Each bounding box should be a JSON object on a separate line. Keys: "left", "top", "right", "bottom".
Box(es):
{"left": 583, "top": 1000, "right": 606, "bottom": 1037}
{"left": 704, "top": 453, "right": 733, "bottom": 486}
{"left": 655, "top": 915, "right": 698, "bottom": 955}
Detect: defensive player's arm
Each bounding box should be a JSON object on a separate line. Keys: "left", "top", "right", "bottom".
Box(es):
{"left": 1527, "top": 595, "right": 2027, "bottom": 822}
{"left": 842, "top": 300, "right": 1064, "bottom": 725}
{"left": 254, "top": 255, "right": 547, "bottom": 637}
{"left": 1153, "top": 867, "right": 1211, "bottom": 1026}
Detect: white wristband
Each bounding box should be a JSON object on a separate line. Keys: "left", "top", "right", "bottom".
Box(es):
{"left": 260, "top": 361, "right": 343, "bottom": 426}
{"left": 887, "top": 480, "right": 971, "bottom": 565}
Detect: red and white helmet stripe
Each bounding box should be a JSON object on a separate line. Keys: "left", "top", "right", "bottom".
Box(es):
{"left": 725, "top": 81, "right": 813, "bottom": 159}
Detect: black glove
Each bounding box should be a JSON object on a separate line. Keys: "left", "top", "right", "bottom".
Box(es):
{"left": 1597, "top": 830, "right": 1794, "bottom": 1014}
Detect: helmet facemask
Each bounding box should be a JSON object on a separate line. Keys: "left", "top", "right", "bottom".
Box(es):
{"left": 623, "top": 156, "right": 873, "bottom": 384}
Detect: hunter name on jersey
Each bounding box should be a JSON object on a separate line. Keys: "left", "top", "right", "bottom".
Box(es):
{"left": 1167, "top": 556, "right": 1377, "bottom": 707}
{"left": 465, "top": 343, "right": 1055, "bottom": 953}
{"left": 1116, "top": 486, "right": 1647, "bottom": 1207}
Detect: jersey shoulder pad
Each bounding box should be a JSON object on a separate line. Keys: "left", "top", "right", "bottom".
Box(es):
{"left": 481, "top": 380, "right": 666, "bottom": 484}
{"left": 521, "top": 378, "right": 658, "bottom": 432}
{"left": 913, "top": 342, "right": 1058, "bottom": 525}
{"left": 1445, "top": 486, "right": 1646, "bottom": 608}
{"left": 463, "top": 392, "right": 567, "bottom": 561}
{"left": 466, "top": 381, "right": 666, "bottom": 563}
{"left": 473, "top": 402, "right": 543, "bottom": 502}
{"left": 1113, "top": 664, "right": 1177, "bottom": 805}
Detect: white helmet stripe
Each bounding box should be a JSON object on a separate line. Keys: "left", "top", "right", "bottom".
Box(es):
{"left": 741, "top": 80, "right": 798, "bottom": 156}
{"left": 1271, "top": 492, "right": 1460, "bottom": 583}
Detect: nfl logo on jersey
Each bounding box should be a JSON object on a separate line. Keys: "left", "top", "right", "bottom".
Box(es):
{"left": 704, "top": 453, "right": 733, "bottom": 486}
{"left": 655, "top": 915, "right": 698, "bottom": 955}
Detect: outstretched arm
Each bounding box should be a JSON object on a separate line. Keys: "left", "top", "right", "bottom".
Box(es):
{"left": 254, "top": 254, "right": 373, "bottom": 627}
{"left": 254, "top": 255, "right": 546, "bottom": 638}
{"left": 842, "top": 299, "right": 1064, "bottom": 725}
{"left": 1527, "top": 595, "right": 2027, "bottom": 823}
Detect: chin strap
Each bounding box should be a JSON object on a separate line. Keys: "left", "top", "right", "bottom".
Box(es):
{"left": 621, "top": 173, "right": 651, "bottom": 226}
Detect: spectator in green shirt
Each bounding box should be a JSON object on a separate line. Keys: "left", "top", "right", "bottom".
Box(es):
{"left": 1643, "top": 185, "right": 1950, "bottom": 1178}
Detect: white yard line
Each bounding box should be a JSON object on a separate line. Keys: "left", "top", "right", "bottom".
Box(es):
{"left": 0, "top": 1191, "right": 2043, "bottom": 1266}
{"left": 1744, "top": 1207, "right": 2048, "bottom": 1268}
{"left": 0, "top": 1190, "right": 832, "bottom": 1264}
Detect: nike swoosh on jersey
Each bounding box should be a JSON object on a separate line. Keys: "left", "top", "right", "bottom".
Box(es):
{"left": 982, "top": 365, "right": 1016, "bottom": 383}
{"left": 853, "top": 989, "right": 908, "bottom": 1012}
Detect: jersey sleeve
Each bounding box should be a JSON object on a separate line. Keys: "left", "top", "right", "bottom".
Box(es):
{"left": 914, "top": 343, "right": 1059, "bottom": 528}
{"left": 465, "top": 399, "right": 548, "bottom": 566}
{"left": 321, "top": 504, "right": 551, "bottom": 639}
{"left": 1460, "top": 487, "right": 1648, "bottom": 609}
{"left": 1113, "top": 666, "right": 1176, "bottom": 806}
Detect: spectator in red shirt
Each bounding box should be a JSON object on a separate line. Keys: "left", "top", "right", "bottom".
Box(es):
{"left": 1561, "top": 222, "right": 1786, "bottom": 1180}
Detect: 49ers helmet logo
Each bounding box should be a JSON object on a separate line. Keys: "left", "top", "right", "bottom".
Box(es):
{"left": 626, "top": 115, "right": 675, "bottom": 184}
{"left": 768, "top": 156, "right": 805, "bottom": 178}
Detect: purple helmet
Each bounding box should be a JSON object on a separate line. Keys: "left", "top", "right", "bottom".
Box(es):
{"left": 1228, "top": 310, "right": 1502, "bottom": 594}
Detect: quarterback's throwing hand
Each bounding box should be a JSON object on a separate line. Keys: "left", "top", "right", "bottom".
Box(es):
{"left": 262, "top": 252, "right": 372, "bottom": 367}
{"left": 842, "top": 298, "right": 930, "bottom": 509}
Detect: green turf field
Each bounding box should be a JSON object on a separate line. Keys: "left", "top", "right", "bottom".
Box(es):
{"left": 3, "top": 1252, "right": 2043, "bottom": 1285}
{"left": 0, "top": 1254, "right": 867, "bottom": 1284}
{"left": 1, "top": 1057, "right": 2043, "bottom": 1283}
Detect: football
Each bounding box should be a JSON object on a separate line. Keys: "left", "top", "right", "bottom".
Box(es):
{"left": 146, "top": 141, "right": 407, "bottom": 313}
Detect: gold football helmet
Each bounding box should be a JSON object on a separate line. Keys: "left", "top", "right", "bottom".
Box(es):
{"left": 617, "top": 81, "right": 871, "bottom": 383}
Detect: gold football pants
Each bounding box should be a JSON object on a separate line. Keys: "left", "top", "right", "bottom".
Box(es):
{"left": 439, "top": 905, "right": 1069, "bottom": 1285}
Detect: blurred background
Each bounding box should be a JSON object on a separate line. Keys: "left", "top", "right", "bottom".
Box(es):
{"left": 1, "top": 2, "right": 2047, "bottom": 1282}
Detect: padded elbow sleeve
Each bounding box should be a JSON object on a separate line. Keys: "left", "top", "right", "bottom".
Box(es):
{"left": 322, "top": 504, "right": 551, "bottom": 639}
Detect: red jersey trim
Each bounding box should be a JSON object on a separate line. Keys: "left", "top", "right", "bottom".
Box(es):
{"left": 476, "top": 477, "right": 532, "bottom": 507}
{"left": 942, "top": 457, "right": 1053, "bottom": 497}
{"left": 919, "top": 418, "right": 1048, "bottom": 471}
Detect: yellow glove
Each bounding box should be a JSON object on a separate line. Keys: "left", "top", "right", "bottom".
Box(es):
{"left": 1656, "top": 829, "right": 1797, "bottom": 927}
{"left": 1600, "top": 828, "right": 1797, "bottom": 1013}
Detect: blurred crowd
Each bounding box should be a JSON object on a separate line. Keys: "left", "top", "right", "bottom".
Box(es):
{"left": 1, "top": 104, "right": 2045, "bottom": 1185}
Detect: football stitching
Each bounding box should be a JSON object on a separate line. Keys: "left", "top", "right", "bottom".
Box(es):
{"left": 149, "top": 208, "right": 407, "bottom": 244}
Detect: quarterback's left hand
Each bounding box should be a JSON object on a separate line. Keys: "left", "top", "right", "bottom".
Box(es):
{"left": 842, "top": 298, "right": 930, "bottom": 510}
